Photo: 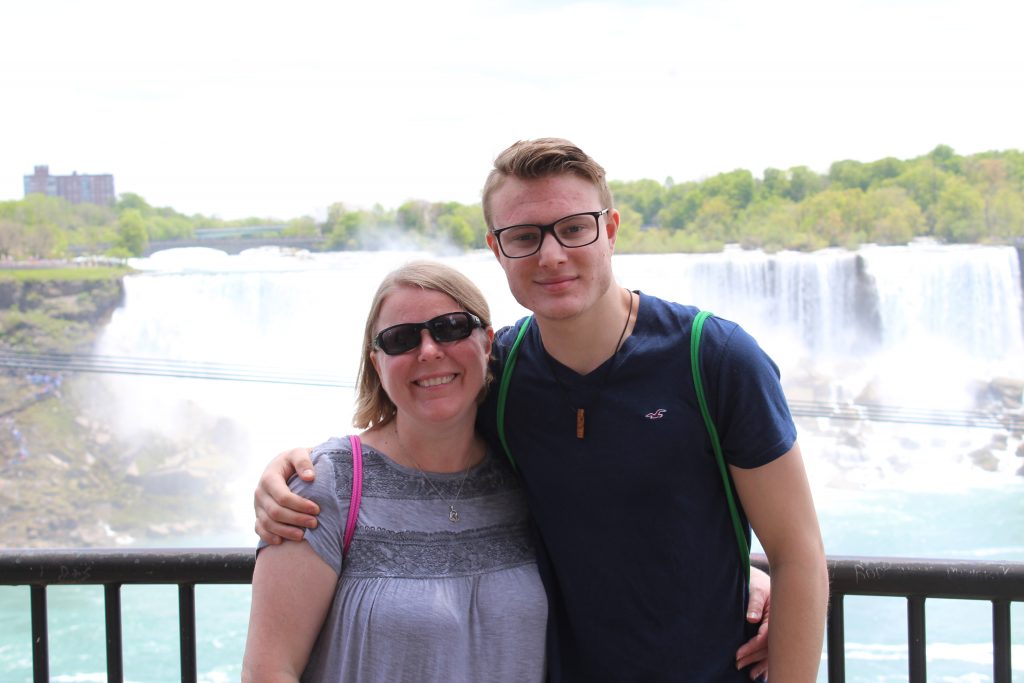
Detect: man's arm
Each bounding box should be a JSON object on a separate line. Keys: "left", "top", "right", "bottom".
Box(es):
{"left": 254, "top": 447, "right": 318, "bottom": 544}
{"left": 242, "top": 541, "right": 337, "bottom": 682}
{"left": 732, "top": 441, "right": 829, "bottom": 683}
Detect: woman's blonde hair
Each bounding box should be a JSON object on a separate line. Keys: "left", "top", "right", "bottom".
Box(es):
{"left": 353, "top": 260, "right": 493, "bottom": 430}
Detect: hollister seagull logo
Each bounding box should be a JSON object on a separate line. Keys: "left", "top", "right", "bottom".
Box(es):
{"left": 645, "top": 409, "right": 666, "bottom": 420}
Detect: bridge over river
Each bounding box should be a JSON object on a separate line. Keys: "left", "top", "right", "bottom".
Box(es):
{"left": 143, "top": 235, "right": 324, "bottom": 255}
{"left": 143, "top": 224, "right": 324, "bottom": 255}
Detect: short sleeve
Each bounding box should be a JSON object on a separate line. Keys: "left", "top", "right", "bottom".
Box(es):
{"left": 254, "top": 438, "right": 351, "bottom": 575}
{"left": 709, "top": 321, "right": 797, "bottom": 469}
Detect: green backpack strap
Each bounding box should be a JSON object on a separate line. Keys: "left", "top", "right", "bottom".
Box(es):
{"left": 496, "top": 316, "right": 533, "bottom": 470}
{"left": 690, "top": 310, "right": 751, "bottom": 583}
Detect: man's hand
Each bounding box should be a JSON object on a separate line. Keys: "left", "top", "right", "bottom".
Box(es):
{"left": 253, "top": 447, "right": 318, "bottom": 544}
{"left": 736, "top": 566, "right": 771, "bottom": 680}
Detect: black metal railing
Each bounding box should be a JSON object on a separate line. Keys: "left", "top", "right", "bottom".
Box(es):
{"left": 0, "top": 549, "right": 1021, "bottom": 682}
{"left": 0, "top": 548, "right": 252, "bottom": 683}
{"left": 818, "top": 555, "right": 1023, "bottom": 683}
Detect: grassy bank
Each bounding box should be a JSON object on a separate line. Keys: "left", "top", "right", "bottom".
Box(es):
{"left": 0, "top": 265, "right": 132, "bottom": 282}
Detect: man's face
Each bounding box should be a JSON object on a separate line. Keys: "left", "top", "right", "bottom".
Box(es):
{"left": 486, "top": 174, "right": 619, "bottom": 324}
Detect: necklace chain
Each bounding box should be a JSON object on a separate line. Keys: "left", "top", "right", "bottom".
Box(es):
{"left": 395, "top": 425, "right": 473, "bottom": 523}
{"left": 543, "top": 289, "right": 635, "bottom": 439}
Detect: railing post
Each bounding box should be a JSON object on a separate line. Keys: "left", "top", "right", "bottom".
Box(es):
{"left": 104, "top": 583, "right": 124, "bottom": 683}
{"left": 907, "top": 595, "right": 926, "bottom": 683}
{"left": 992, "top": 599, "right": 1011, "bottom": 683}
{"left": 29, "top": 584, "right": 48, "bottom": 683}
{"left": 826, "top": 592, "right": 845, "bottom": 683}
{"left": 179, "top": 582, "right": 197, "bottom": 683}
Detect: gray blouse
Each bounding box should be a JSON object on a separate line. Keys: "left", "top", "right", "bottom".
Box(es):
{"left": 292, "top": 436, "right": 547, "bottom": 682}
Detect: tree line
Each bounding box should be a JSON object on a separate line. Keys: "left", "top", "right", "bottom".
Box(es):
{"left": 1, "top": 145, "right": 1022, "bottom": 260}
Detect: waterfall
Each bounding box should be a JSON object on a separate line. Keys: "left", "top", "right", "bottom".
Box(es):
{"left": 88, "top": 244, "right": 1024, "bottom": 521}
{"left": 75, "top": 244, "right": 1024, "bottom": 683}
{"left": 618, "top": 242, "right": 1023, "bottom": 363}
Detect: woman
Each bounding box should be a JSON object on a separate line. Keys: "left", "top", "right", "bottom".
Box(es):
{"left": 243, "top": 261, "right": 547, "bottom": 681}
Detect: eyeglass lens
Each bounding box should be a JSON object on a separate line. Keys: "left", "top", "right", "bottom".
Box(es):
{"left": 498, "top": 212, "right": 600, "bottom": 257}
{"left": 376, "top": 312, "right": 477, "bottom": 355}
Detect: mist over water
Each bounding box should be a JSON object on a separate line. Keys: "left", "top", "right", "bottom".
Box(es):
{"left": 91, "top": 243, "right": 1024, "bottom": 533}
{"left": 5, "top": 244, "right": 1020, "bottom": 682}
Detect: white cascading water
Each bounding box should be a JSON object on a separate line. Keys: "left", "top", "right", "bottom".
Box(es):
{"left": 93, "top": 243, "right": 1024, "bottom": 514}
{"left": 6, "top": 243, "right": 1021, "bottom": 683}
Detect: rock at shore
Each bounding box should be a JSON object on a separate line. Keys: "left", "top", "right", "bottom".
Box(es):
{"left": 0, "top": 268, "right": 237, "bottom": 547}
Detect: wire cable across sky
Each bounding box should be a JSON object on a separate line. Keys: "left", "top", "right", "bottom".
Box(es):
{"left": 2, "top": 350, "right": 1021, "bottom": 431}
{"left": 0, "top": 350, "right": 353, "bottom": 389}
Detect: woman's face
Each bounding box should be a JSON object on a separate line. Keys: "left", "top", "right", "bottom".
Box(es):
{"left": 370, "top": 286, "right": 493, "bottom": 429}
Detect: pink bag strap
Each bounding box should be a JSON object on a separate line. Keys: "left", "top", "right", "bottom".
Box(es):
{"left": 343, "top": 435, "right": 363, "bottom": 558}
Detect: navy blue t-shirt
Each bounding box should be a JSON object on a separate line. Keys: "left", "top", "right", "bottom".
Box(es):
{"left": 478, "top": 292, "right": 796, "bottom": 682}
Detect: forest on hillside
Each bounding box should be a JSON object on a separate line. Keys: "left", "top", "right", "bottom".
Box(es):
{"left": 1, "top": 144, "right": 1022, "bottom": 259}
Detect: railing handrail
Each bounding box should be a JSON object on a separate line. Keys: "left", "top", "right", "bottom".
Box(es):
{"left": 0, "top": 547, "right": 254, "bottom": 584}
{"left": 1, "top": 549, "right": 1021, "bottom": 683}
{"left": 823, "top": 554, "right": 1024, "bottom": 600}
{"left": 6, "top": 548, "right": 1022, "bottom": 597}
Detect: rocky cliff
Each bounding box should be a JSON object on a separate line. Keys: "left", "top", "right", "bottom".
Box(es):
{"left": 1, "top": 271, "right": 236, "bottom": 547}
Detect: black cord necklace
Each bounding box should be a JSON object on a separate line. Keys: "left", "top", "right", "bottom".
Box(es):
{"left": 542, "top": 289, "right": 635, "bottom": 439}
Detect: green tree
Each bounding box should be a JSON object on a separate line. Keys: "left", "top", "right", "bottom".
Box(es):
{"left": 829, "top": 160, "right": 869, "bottom": 191}
{"left": 116, "top": 192, "right": 154, "bottom": 214}
{"left": 761, "top": 168, "right": 790, "bottom": 200}
{"left": 436, "top": 214, "right": 474, "bottom": 249}
{"left": 612, "top": 205, "right": 644, "bottom": 249}
{"left": 693, "top": 196, "right": 734, "bottom": 242}
{"left": 610, "top": 179, "right": 664, "bottom": 225}
{"left": 864, "top": 157, "right": 905, "bottom": 187}
{"left": 397, "top": 200, "right": 429, "bottom": 233}
{"left": 283, "top": 216, "right": 319, "bottom": 237}
{"left": 736, "top": 197, "right": 799, "bottom": 252}
{"left": 985, "top": 189, "right": 1024, "bottom": 239}
{"left": 702, "top": 169, "right": 755, "bottom": 210}
{"left": 149, "top": 214, "right": 194, "bottom": 240}
{"left": 657, "top": 182, "right": 704, "bottom": 230}
{"left": 797, "top": 189, "right": 863, "bottom": 248}
{"left": 786, "top": 166, "right": 824, "bottom": 202}
{"left": 933, "top": 177, "right": 985, "bottom": 242}
{"left": 114, "top": 209, "right": 149, "bottom": 256}
{"left": 0, "top": 219, "right": 24, "bottom": 259}
{"left": 929, "top": 144, "right": 962, "bottom": 174}
{"left": 861, "top": 187, "right": 923, "bottom": 244}
{"left": 882, "top": 160, "right": 950, "bottom": 216}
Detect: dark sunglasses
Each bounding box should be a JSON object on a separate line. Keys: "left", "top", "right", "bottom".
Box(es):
{"left": 373, "top": 311, "right": 484, "bottom": 355}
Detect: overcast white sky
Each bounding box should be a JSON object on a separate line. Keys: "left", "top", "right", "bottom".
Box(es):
{"left": 2, "top": 0, "right": 1021, "bottom": 220}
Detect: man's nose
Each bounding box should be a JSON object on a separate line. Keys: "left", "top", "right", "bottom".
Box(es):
{"left": 537, "top": 228, "right": 567, "bottom": 265}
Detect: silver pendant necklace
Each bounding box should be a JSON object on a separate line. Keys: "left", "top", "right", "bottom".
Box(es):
{"left": 396, "top": 426, "right": 473, "bottom": 523}
{"left": 419, "top": 467, "right": 471, "bottom": 523}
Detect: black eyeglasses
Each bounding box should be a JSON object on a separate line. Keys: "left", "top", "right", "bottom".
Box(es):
{"left": 373, "top": 311, "right": 484, "bottom": 355}
{"left": 491, "top": 209, "right": 609, "bottom": 258}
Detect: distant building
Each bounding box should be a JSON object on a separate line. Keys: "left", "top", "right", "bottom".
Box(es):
{"left": 23, "top": 165, "right": 116, "bottom": 205}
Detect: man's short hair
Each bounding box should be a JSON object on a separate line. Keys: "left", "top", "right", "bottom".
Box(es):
{"left": 482, "top": 138, "right": 614, "bottom": 228}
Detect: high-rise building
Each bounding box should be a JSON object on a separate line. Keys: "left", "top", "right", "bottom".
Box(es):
{"left": 23, "top": 165, "right": 116, "bottom": 205}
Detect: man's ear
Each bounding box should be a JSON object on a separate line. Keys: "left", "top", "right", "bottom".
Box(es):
{"left": 605, "top": 208, "right": 621, "bottom": 250}
{"left": 486, "top": 231, "right": 501, "bottom": 260}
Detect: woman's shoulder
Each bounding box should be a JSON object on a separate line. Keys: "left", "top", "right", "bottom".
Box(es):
{"left": 289, "top": 436, "right": 361, "bottom": 496}
{"left": 311, "top": 435, "right": 356, "bottom": 457}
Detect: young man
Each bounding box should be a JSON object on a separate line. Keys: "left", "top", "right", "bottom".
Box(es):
{"left": 256, "top": 139, "right": 828, "bottom": 681}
